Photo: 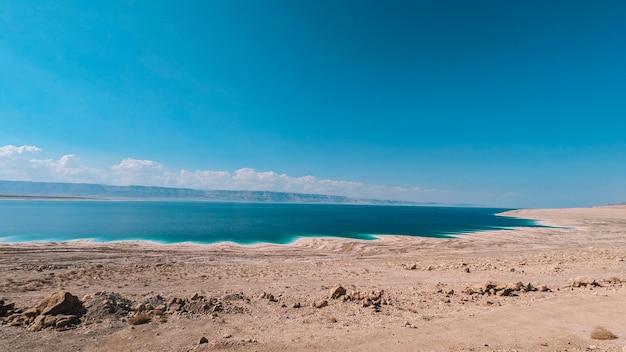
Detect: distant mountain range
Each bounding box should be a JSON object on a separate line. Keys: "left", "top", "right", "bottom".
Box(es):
{"left": 0, "top": 180, "right": 448, "bottom": 206}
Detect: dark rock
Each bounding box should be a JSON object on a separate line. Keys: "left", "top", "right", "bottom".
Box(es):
{"left": 0, "top": 301, "right": 15, "bottom": 317}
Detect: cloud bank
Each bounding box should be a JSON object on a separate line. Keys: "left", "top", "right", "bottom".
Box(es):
{"left": 0, "top": 145, "right": 439, "bottom": 200}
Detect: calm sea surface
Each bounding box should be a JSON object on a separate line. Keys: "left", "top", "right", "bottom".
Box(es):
{"left": 0, "top": 201, "right": 543, "bottom": 244}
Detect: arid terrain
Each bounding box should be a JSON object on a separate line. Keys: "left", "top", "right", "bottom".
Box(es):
{"left": 1, "top": 206, "right": 625, "bottom": 352}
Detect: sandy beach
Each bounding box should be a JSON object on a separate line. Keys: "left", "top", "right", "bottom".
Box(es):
{"left": 1, "top": 205, "right": 625, "bottom": 352}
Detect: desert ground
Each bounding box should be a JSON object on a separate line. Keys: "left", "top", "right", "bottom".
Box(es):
{"left": 1, "top": 205, "right": 625, "bottom": 352}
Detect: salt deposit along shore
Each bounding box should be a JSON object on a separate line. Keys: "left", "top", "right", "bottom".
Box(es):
{"left": 1, "top": 205, "right": 625, "bottom": 351}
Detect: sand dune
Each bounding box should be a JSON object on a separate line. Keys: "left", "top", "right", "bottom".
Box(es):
{"left": 1, "top": 206, "right": 625, "bottom": 351}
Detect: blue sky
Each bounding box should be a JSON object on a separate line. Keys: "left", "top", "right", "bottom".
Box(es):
{"left": 1, "top": 1, "right": 625, "bottom": 208}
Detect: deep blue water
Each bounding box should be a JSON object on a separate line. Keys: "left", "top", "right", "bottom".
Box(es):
{"left": 0, "top": 201, "right": 543, "bottom": 244}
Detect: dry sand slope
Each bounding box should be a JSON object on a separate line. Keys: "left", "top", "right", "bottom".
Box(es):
{"left": 1, "top": 206, "right": 625, "bottom": 352}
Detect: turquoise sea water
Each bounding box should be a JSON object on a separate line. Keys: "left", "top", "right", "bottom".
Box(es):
{"left": 0, "top": 201, "right": 543, "bottom": 244}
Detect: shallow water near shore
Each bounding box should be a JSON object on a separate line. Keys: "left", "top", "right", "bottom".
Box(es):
{"left": 0, "top": 200, "right": 543, "bottom": 244}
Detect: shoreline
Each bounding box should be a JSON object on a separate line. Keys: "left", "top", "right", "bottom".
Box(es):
{"left": 0, "top": 205, "right": 541, "bottom": 247}
{"left": 0, "top": 208, "right": 565, "bottom": 249}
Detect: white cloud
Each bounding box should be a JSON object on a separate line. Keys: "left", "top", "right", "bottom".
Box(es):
{"left": 0, "top": 144, "right": 441, "bottom": 201}
{"left": 0, "top": 145, "right": 42, "bottom": 157}
{"left": 0, "top": 146, "right": 102, "bottom": 183}
{"left": 29, "top": 154, "right": 102, "bottom": 183}
{"left": 112, "top": 158, "right": 163, "bottom": 171}
{"left": 233, "top": 168, "right": 285, "bottom": 189}
{"left": 0, "top": 145, "right": 42, "bottom": 180}
{"left": 110, "top": 158, "right": 166, "bottom": 185}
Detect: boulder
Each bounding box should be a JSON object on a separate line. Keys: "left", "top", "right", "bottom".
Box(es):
{"left": 37, "top": 291, "right": 82, "bottom": 316}
{"left": 537, "top": 284, "right": 551, "bottom": 292}
{"left": 312, "top": 300, "right": 328, "bottom": 309}
{"left": 470, "top": 282, "right": 491, "bottom": 295}
{"left": 329, "top": 285, "right": 346, "bottom": 299}
{"left": 569, "top": 276, "right": 599, "bottom": 288}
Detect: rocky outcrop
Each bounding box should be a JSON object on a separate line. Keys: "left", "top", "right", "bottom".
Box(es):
{"left": 462, "top": 281, "right": 550, "bottom": 296}
{"left": 564, "top": 276, "right": 624, "bottom": 288}
{"left": 325, "top": 285, "right": 391, "bottom": 312}
{"left": 1, "top": 291, "right": 85, "bottom": 331}
{"left": 83, "top": 291, "right": 250, "bottom": 324}
{"left": 1, "top": 290, "right": 252, "bottom": 332}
